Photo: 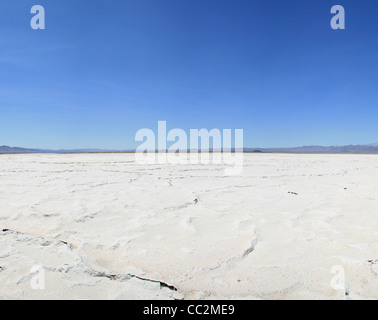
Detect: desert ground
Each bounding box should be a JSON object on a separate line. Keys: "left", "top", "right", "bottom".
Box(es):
{"left": 0, "top": 153, "right": 377, "bottom": 300}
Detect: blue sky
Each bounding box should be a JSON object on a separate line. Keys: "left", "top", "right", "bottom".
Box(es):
{"left": 1, "top": 0, "right": 378, "bottom": 149}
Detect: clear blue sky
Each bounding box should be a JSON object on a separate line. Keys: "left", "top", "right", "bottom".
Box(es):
{"left": 1, "top": 0, "right": 378, "bottom": 149}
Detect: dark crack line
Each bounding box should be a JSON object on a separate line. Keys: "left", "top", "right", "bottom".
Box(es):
{"left": 2, "top": 229, "right": 180, "bottom": 296}
{"left": 133, "top": 275, "right": 178, "bottom": 292}
{"left": 1, "top": 228, "right": 73, "bottom": 250}
{"left": 91, "top": 270, "right": 178, "bottom": 292}
{"left": 164, "top": 196, "right": 199, "bottom": 212}
{"left": 208, "top": 237, "right": 259, "bottom": 272}
{"left": 242, "top": 238, "right": 258, "bottom": 259}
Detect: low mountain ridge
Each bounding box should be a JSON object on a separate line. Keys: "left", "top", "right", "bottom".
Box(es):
{"left": 1, "top": 144, "right": 378, "bottom": 154}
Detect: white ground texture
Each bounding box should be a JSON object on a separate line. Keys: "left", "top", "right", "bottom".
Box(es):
{"left": 0, "top": 153, "right": 377, "bottom": 300}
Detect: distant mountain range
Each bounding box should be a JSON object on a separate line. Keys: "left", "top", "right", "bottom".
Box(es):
{"left": 0, "top": 146, "right": 128, "bottom": 154}
{"left": 1, "top": 144, "right": 378, "bottom": 154}
{"left": 244, "top": 143, "right": 378, "bottom": 154}
{"left": 0, "top": 146, "right": 40, "bottom": 153}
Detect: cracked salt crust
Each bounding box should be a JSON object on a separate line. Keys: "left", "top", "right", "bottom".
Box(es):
{"left": 0, "top": 153, "right": 377, "bottom": 300}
